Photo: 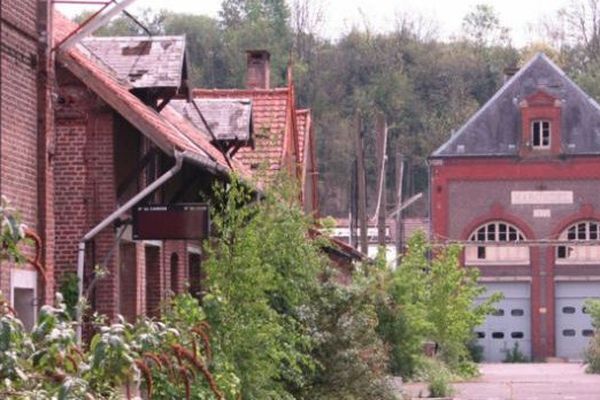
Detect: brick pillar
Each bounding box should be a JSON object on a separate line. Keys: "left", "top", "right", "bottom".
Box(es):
{"left": 163, "top": 240, "right": 187, "bottom": 295}
{"left": 87, "top": 111, "right": 118, "bottom": 318}
{"left": 188, "top": 251, "right": 203, "bottom": 300}
{"left": 118, "top": 242, "right": 137, "bottom": 322}
{"left": 145, "top": 245, "right": 162, "bottom": 317}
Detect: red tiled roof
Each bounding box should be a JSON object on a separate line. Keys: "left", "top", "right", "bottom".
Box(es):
{"left": 53, "top": 12, "right": 247, "bottom": 177}
{"left": 193, "top": 88, "right": 290, "bottom": 177}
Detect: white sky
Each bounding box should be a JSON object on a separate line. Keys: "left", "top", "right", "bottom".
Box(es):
{"left": 56, "top": 0, "right": 569, "bottom": 47}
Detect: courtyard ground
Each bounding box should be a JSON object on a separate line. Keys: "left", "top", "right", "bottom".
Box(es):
{"left": 398, "top": 363, "right": 600, "bottom": 400}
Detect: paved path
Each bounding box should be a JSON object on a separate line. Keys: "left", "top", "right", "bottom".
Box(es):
{"left": 400, "top": 363, "right": 600, "bottom": 400}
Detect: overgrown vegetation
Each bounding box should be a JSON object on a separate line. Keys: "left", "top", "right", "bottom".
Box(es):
{"left": 376, "top": 233, "right": 500, "bottom": 380}
{"left": 584, "top": 299, "right": 600, "bottom": 373}
{"left": 0, "top": 180, "right": 398, "bottom": 399}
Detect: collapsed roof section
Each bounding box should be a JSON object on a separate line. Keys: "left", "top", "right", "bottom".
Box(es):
{"left": 53, "top": 11, "right": 250, "bottom": 179}
{"left": 81, "top": 36, "right": 188, "bottom": 90}
{"left": 193, "top": 88, "right": 292, "bottom": 177}
{"left": 169, "top": 98, "right": 253, "bottom": 143}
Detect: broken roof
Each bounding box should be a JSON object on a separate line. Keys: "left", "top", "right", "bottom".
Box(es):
{"left": 81, "top": 36, "right": 187, "bottom": 89}
{"left": 53, "top": 12, "right": 250, "bottom": 178}
{"left": 169, "top": 98, "right": 253, "bottom": 142}
{"left": 433, "top": 53, "right": 600, "bottom": 157}
{"left": 193, "top": 88, "right": 291, "bottom": 175}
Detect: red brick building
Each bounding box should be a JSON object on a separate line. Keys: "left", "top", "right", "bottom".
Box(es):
{"left": 0, "top": 0, "right": 54, "bottom": 330}
{"left": 1, "top": 4, "right": 320, "bottom": 328}
{"left": 183, "top": 50, "right": 319, "bottom": 215}
{"left": 431, "top": 53, "right": 600, "bottom": 361}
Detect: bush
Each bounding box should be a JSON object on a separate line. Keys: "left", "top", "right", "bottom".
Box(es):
{"left": 203, "top": 176, "right": 397, "bottom": 399}
{"left": 503, "top": 342, "right": 528, "bottom": 363}
{"left": 428, "top": 369, "right": 454, "bottom": 398}
{"left": 584, "top": 299, "right": 600, "bottom": 373}
{"left": 298, "top": 273, "right": 397, "bottom": 400}
{"left": 0, "top": 292, "right": 238, "bottom": 399}
{"left": 376, "top": 233, "right": 500, "bottom": 379}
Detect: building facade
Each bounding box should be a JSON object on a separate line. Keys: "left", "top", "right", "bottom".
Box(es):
{"left": 431, "top": 53, "right": 600, "bottom": 361}
{"left": 0, "top": 0, "right": 54, "bottom": 330}
{"left": 0, "top": 6, "right": 319, "bottom": 330}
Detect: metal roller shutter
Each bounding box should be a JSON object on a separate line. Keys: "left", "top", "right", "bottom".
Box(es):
{"left": 555, "top": 282, "right": 600, "bottom": 360}
{"left": 475, "top": 282, "right": 531, "bottom": 362}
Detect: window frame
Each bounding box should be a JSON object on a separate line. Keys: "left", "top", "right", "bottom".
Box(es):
{"left": 531, "top": 119, "right": 551, "bottom": 149}
{"left": 556, "top": 220, "right": 600, "bottom": 264}
{"left": 465, "top": 221, "right": 529, "bottom": 265}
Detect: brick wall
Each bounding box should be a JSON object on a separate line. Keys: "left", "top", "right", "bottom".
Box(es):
{"left": 0, "top": 0, "right": 42, "bottom": 298}
{"left": 54, "top": 67, "right": 119, "bottom": 318}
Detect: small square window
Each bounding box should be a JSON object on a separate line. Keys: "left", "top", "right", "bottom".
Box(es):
{"left": 532, "top": 120, "right": 551, "bottom": 149}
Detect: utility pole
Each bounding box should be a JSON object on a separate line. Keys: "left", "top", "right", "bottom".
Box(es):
{"left": 375, "top": 113, "right": 388, "bottom": 248}
{"left": 355, "top": 113, "right": 368, "bottom": 254}
{"left": 395, "top": 148, "right": 405, "bottom": 262}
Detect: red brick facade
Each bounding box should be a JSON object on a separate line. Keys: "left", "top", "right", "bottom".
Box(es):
{"left": 431, "top": 54, "right": 600, "bottom": 360}
{"left": 0, "top": 0, "right": 54, "bottom": 307}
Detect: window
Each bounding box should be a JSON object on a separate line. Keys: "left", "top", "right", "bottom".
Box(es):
{"left": 583, "top": 329, "right": 595, "bottom": 337}
{"left": 492, "top": 332, "right": 505, "bottom": 339}
{"left": 476, "top": 331, "right": 485, "bottom": 339}
{"left": 562, "top": 306, "right": 576, "bottom": 314}
{"left": 492, "top": 309, "right": 505, "bottom": 317}
{"left": 511, "top": 309, "right": 524, "bottom": 317}
{"left": 511, "top": 332, "right": 524, "bottom": 339}
{"left": 465, "top": 221, "right": 529, "bottom": 264}
{"left": 556, "top": 221, "right": 600, "bottom": 263}
{"left": 532, "top": 120, "right": 551, "bottom": 149}
{"left": 562, "top": 329, "right": 576, "bottom": 337}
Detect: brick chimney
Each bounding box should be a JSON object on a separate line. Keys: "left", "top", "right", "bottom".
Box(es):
{"left": 246, "top": 50, "right": 270, "bottom": 89}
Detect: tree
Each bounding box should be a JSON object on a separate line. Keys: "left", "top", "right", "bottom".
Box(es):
{"left": 462, "top": 4, "right": 510, "bottom": 47}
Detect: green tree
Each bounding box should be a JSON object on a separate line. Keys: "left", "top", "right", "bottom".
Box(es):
{"left": 462, "top": 4, "right": 510, "bottom": 47}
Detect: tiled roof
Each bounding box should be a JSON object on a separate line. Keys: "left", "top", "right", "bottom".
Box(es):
{"left": 169, "top": 98, "right": 253, "bottom": 142}
{"left": 433, "top": 53, "right": 600, "bottom": 157}
{"left": 53, "top": 12, "right": 248, "bottom": 178}
{"left": 193, "top": 88, "right": 290, "bottom": 176}
{"left": 81, "top": 36, "right": 186, "bottom": 89}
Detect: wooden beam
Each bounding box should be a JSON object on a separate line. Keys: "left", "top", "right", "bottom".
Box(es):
{"left": 355, "top": 113, "right": 368, "bottom": 255}
{"left": 375, "top": 113, "right": 388, "bottom": 247}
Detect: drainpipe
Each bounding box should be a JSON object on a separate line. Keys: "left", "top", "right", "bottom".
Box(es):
{"left": 76, "top": 151, "right": 183, "bottom": 339}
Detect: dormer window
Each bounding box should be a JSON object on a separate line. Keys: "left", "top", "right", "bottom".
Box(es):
{"left": 519, "top": 90, "right": 561, "bottom": 156}
{"left": 532, "top": 120, "right": 551, "bottom": 149}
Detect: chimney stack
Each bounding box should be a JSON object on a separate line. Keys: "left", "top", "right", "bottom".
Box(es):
{"left": 246, "top": 50, "right": 270, "bottom": 89}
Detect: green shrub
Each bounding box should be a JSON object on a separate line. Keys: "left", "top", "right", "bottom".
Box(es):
{"left": 428, "top": 371, "right": 454, "bottom": 398}
{"left": 298, "top": 274, "right": 398, "bottom": 400}
{"left": 503, "top": 342, "right": 528, "bottom": 363}
{"left": 584, "top": 299, "right": 600, "bottom": 373}
{"left": 378, "top": 233, "right": 500, "bottom": 378}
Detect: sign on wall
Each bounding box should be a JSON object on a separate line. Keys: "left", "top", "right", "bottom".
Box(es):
{"left": 511, "top": 191, "right": 573, "bottom": 205}
{"left": 133, "top": 203, "right": 209, "bottom": 240}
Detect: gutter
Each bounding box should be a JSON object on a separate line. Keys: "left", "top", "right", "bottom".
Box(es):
{"left": 76, "top": 151, "right": 184, "bottom": 339}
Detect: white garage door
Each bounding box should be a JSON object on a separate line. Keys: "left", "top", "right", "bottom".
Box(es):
{"left": 475, "top": 282, "right": 531, "bottom": 362}
{"left": 555, "top": 282, "right": 600, "bottom": 360}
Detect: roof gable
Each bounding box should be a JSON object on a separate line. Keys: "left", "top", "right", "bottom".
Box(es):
{"left": 53, "top": 12, "right": 248, "bottom": 178}
{"left": 433, "top": 53, "right": 600, "bottom": 157}
{"left": 81, "top": 36, "right": 187, "bottom": 89}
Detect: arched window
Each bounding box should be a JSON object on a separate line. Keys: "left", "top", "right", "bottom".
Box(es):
{"left": 556, "top": 221, "right": 600, "bottom": 263}
{"left": 466, "top": 221, "right": 529, "bottom": 265}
